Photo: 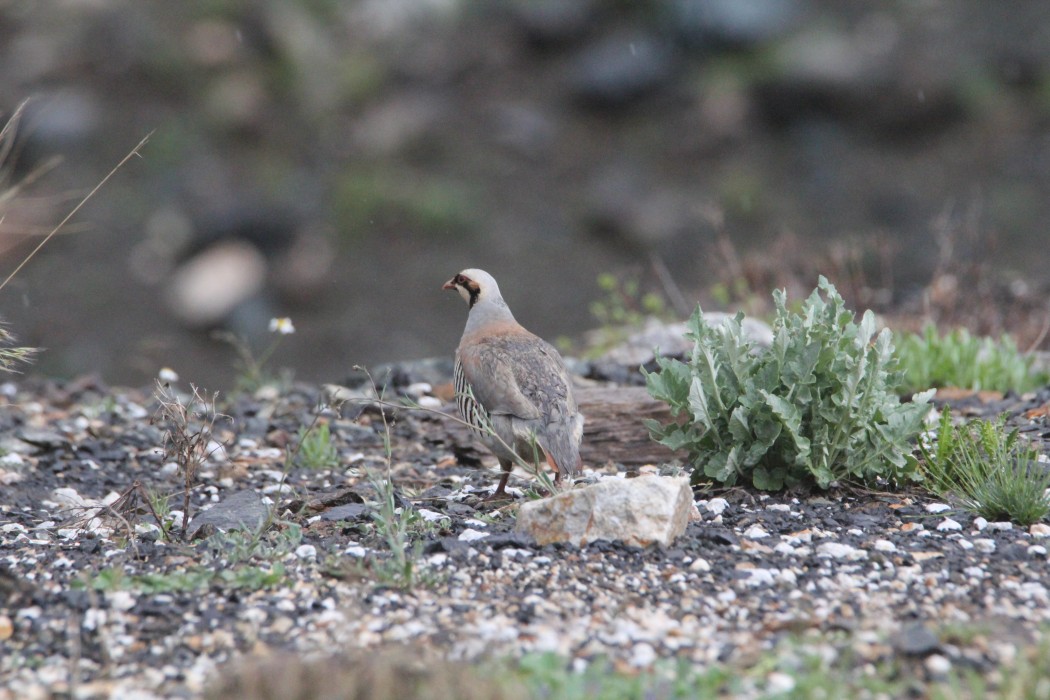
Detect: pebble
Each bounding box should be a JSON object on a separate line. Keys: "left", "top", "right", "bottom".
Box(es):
{"left": 925, "top": 654, "right": 952, "bottom": 677}
{"left": 1031, "top": 524, "right": 1050, "bottom": 538}
{"left": 458, "top": 528, "right": 489, "bottom": 542}
{"left": 936, "top": 518, "right": 962, "bottom": 532}
{"left": 766, "top": 672, "right": 796, "bottom": 694}
{"left": 974, "top": 539, "right": 997, "bottom": 553}
{"left": 689, "top": 557, "right": 711, "bottom": 572}
{"left": 925, "top": 503, "right": 951, "bottom": 513}
{"left": 817, "top": 542, "right": 867, "bottom": 560}
{"left": 744, "top": 525, "right": 769, "bottom": 539}
{"left": 705, "top": 498, "right": 729, "bottom": 515}
{"left": 985, "top": 522, "right": 1014, "bottom": 531}
{"left": 295, "top": 544, "right": 317, "bottom": 560}
{"left": 873, "top": 539, "right": 897, "bottom": 552}
{"left": 973, "top": 517, "right": 989, "bottom": 531}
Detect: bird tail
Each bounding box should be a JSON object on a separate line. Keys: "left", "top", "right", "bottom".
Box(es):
{"left": 538, "top": 415, "right": 584, "bottom": 479}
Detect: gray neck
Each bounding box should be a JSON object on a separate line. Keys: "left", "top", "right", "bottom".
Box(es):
{"left": 463, "top": 296, "right": 515, "bottom": 335}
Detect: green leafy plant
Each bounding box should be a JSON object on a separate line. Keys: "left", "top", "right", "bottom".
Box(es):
{"left": 919, "top": 411, "right": 1050, "bottom": 525}
{"left": 645, "top": 276, "right": 934, "bottom": 490}
{"left": 295, "top": 421, "right": 340, "bottom": 470}
{"left": 895, "top": 324, "right": 1048, "bottom": 394}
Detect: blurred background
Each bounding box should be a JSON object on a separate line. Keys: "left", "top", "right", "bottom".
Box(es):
{"left": 0, "top": 0, "right": 1048, "bottom": 389}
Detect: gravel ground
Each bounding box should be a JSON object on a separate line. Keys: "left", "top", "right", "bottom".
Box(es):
{"left": 2, "top": 373, "right": 1050, "bottom": 699}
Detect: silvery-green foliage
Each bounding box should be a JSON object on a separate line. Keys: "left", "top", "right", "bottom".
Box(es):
{"left": 645, "top": 276, "right": 934, "bottom": 490}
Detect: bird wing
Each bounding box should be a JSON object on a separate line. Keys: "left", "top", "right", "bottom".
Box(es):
{"left": 458, "top": 333, "right": 573, "bottom": 423}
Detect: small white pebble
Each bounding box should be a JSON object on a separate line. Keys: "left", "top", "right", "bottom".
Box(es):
{"left": 974, "top": 539, "right": 996, "bottom": 553}
{"left": 963, "top": 566, "right": 984, "bottom": 578}
{"left": 936, "top": 518, "right": 962, "bottom": 532}
{"left": 404, "top": 382, "right": 432, "bottom": 398}
{"left": 705, "top": 498, "right": 729, "bottom": 515}
{"left": 873, "top": 539, "right": 897, "bottom": 552}
{"left": 416, "top": 396, "right": 443, "bottom": 410}
{"left": 745, "top": 569, "right": 776, "bottom": 587}
{"left": 817, "top": 542, "right": 867, "bottom": 560}
{"left": 344, "top": 546, "right": 367, "bottom": 557}
{"left": 956, "top": 539, "right": 974, "bottom": 550}
{"left": 463, "top": 519, "right": 488, "bottom": 528}
{"left": 973, "top": 517, "right": 988, "bottom": 531}
{"left": 630, "top": 642, "right": 657, "bottom": 668}
{"left": 767, "top": 672, "right": 796, "bottom": 694}
{"left": 689, "top": 558, "right": 711, "bottom": 572}
{"left": 766, "top": 504, "right": 791, "bottom": 512}
{"left": 417, "top": 509, "right": 447, "bottom": 522}
{"left": 744, "top": 525, "right": 769, "bottom": 539}
{"left": 925, "top": 654, "right": 951, "bottom": 677}
{"left": 458, "top": 528, "right": 489, "bottom": 542}
{"left": 1028, "top": 545, "right": 1047, "bottom": 557}
{"left": 295, "top": 544, "right": 317, "bottom": 560}
{"left": 1030, "top": 523, "right": 1050, "bottom": 538}
{"left": 773, "top": 542, "right": 797, "bottom": 556}
{"left": 985, "top": 522, "right": 1014, "bottom": 532}
{"left": 925, "top": 503, "right": 951, "bottom": 513}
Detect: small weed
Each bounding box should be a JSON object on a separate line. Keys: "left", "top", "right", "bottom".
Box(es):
{"left": 152, "top": 381, "right": 226, "bottom": 539}
{"left": 895, "top": 323, "right": 1049, "bottom": 393}
{"left": 295, "top": 421, "right": 340, "bottom": 470}
{"left": 920, "top": 411, "right": 1050, "bottom": 525}
{"left": 214, "top": 317, "right": 296, "bottom": 394}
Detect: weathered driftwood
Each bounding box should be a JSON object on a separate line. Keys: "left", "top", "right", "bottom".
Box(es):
{"left": 440, "top": 386, "right": 677, "bottom": 468}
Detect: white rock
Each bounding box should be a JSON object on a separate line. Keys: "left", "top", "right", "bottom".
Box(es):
{"left": 515, "top": 475, "right": 693, "bottom": 547}
{"left": 416, "top": 396, "right": 444, "bottom": 410}
{"left": 404, "top": 382, "right": 432, "bottom": 398}
{"left": 973, "top": 517, "right": 988, "bottom": 531}
{"left": 974, "top": 539, "right": 996, "bottom": 553}
{"left": 295, "top": 544, "right": 317, "bottom": 560}
{"left": 705, "top": 498, "right": 729, "bottom": 515}
{"left": 689, "top": 558, "right": 711, "bottom": 573}
{"left": 767, "top": 672, "right": 796, "bottom": 694}
{"left": 817, "top": 542, "right": 867, "bottom": 560}
{"left": 744, "top": 525, "right": 770, "bottom": 539}
{"left": 936, "top": 518, "right": 962, "bottom": 532}
{"left": 766, "top": 503, "right": 791, "bottom": 512}
{"left": 925, "top": 503, "right": 951, "bottom": 513}
{"left": 630, "top": 642, "right": 657, "bottom": 668}
{"left": 873, "top": 539, "right": 897, "bottom": 552}
{"left": 463, "top": 519, "right": 488, "bottom": 528}
{"left": 963, "top": 566, "right": 984, "bottom": 578}
{"left": 165, "top": 240, "right": 267, "bottom": 326}
{"left": 0, "top": 452, "right": 24, "bottom": 466}
{"left": 458, "top": 528, "right": 489, "bottom": 542}
{"left": 925, "top": 654, "right": 951, "bottom": 677}
{"left": 344, "top": 545, "right": 367, "bottom": 557}
{"left": 745, "top": 569, "right": 776, "bottom": 587}
{"left": 985, "top": 521, "right": 1013, "bottom": 531}
{"left": 417, "top": 508, "right": 447, "bottom": 522}
{"left": 1031, "top": 523, "right": 1050, "bottom": 538}
{"left": 1028, "top": 545, "right": 1047, "bottom": 557}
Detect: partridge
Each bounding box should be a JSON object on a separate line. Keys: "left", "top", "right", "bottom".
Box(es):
{"left": 444, "top": 269, "right": 584, "bottom": 498}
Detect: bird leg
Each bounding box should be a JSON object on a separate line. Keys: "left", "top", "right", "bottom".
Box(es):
{"left": 483, "top": 459, "right": 514, "bottom": 501}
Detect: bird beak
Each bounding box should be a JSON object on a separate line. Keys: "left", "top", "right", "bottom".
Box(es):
{"left": 442, "top": 278, "right": 457, "bottom": 290}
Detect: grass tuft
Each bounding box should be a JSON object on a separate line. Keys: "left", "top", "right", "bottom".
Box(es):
{"left": 920, "top": 410, "right": 1050, "bottom": 525}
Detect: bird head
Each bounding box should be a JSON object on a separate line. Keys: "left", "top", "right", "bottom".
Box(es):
{"left": 443, "top": 268, "right": 501, "bottom": 309}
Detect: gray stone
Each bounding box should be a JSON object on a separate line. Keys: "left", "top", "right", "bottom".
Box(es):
{"left": 568, "top": 32, "right": 676, "bottom": 107}
{"left": 515, "top": 475, "right": 693, "bottom": 547}
{"left": 894, "top": 623, "right": 940, "bottom": 656}
{"left": 187, "top": 490, "right": 271, "bottom": 541}
{"left": 667, "top": 0, "right": 806, "bottom": 48}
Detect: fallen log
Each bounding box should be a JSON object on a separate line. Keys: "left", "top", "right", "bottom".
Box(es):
{"left": 438, "top": 385, "right": 677, "bottom": 468}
